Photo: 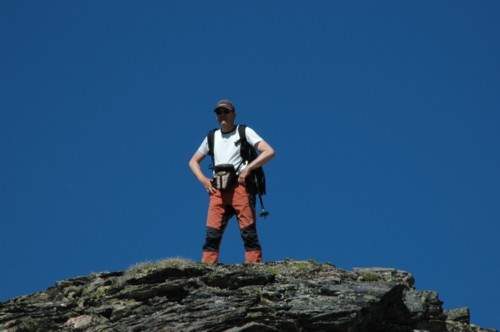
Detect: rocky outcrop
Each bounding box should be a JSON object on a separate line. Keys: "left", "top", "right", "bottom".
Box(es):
{"left": 0, "top": 259, "right": 496, "bottom": 332}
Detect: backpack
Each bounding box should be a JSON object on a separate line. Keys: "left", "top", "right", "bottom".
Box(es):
{"left": 207, "top": 125, "right": 269, "bottom": 218}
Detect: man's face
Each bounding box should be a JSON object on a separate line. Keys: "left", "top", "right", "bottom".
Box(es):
{"left": 215, "top": 108, "right": 236, "bottom": 127}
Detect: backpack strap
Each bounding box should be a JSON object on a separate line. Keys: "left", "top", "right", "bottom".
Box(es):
{"left": 207, "top": 128, "right": 217, "bottom": 168}
{"left": 238, "top": 125, "right": 269, "bottom": 217}
{"left": 237, "top": 125, "right": 266, "bottom": 195}
{"left": 237, "top": 124, "right": 258, "bottom": 162}
{"left": 232, "top": 125, "right": 246, "bottom": 172}
{"left": 237, "top": 124, "right": 248, "bottom": 150}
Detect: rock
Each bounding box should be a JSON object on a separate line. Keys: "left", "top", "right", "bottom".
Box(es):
{"left": 0, "top": 259, "right": 496, "bottom": 332}
{"left": 445, "top": 307, "right": 470, "bottom": 323}
{"left": 64, "top": 314, "right": 108, "bottom": 330}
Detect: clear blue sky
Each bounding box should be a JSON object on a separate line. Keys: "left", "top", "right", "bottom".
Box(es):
{"left": 1, "top": 0, "right": 499, "bottom": 329}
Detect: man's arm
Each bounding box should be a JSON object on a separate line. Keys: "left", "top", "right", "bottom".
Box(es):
{"left": 189, "top": 151, "right": 216, "bottom": 194}
{"left": 238, "top": 140, "right": 275, "bottom": 184}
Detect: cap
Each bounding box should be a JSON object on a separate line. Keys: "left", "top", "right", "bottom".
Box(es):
{"left": 214, "top": 99, "right": 235, "bottom": 112}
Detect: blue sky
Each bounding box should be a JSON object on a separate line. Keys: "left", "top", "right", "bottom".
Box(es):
{"left": 1, "top": 0, "right": 499, "bottom": 329}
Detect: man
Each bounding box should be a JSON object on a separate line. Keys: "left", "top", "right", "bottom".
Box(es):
{"left": 189, "top": 99, "right": 275, "bottom": 264}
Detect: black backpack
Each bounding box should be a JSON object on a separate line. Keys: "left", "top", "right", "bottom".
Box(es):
{"left": 207, "top": 125, "right": 269, "bottom": 218}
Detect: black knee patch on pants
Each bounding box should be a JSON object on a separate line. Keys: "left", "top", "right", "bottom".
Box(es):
{"left": 203, "top": 207, "right": 233, "bottom": 252}
{"left": 203, "top": 226, "right": 222, "bottom": 252}
{"left": 240, "top": 223, "right": 261, "bottom": 252}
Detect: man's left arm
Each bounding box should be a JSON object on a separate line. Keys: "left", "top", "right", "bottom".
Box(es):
{"left": 238, "top": 140, "right": 275, "bottom": 184}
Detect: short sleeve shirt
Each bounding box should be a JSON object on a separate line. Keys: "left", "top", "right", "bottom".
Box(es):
{"left": 198, "top": 125, "right": 263, "bottom": 174}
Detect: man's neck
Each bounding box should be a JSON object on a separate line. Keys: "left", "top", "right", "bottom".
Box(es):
{"left": 221, "top": 124, "right": 236, "bottom": 133}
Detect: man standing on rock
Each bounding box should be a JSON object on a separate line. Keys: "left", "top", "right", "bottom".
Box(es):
{"left": 189, "top": 99, "right": 275, "bottom": 264}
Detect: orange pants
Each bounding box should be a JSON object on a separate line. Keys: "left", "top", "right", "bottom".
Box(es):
{"left": 202, "top": 183, "right": 262, "bottom": 264}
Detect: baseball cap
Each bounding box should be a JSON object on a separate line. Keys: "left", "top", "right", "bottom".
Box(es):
{"left": 214, "top": 99, "right": 235, "bottom": 112}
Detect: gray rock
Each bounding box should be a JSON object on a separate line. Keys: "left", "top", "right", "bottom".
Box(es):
{"left": 445, "top": 307, "right": 470, "bottom": 323}
{"left": 0, "top": 260, "right": 496, "bottom": 332}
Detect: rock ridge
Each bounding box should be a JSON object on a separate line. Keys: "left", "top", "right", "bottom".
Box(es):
{"left": 0, "top": 259, "right": 496, "bottom": 332}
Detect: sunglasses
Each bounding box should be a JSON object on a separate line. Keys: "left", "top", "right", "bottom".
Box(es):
{"left": 215, "top": 109, "right": 234, "bottom": 115}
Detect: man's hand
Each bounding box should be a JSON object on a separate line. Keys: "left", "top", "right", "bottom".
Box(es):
{"left": 203, "top": 177, "right": 217, "bottom": 194}
{"left": 189, "top": 151, "right": 217, "bottom": 194}
{"left": 238, "top": 168, "right": 249, "bottom": 184}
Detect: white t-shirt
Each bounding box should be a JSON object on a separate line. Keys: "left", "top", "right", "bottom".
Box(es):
{"left": 198, "top": 125, "right": 263, "bottom": 174}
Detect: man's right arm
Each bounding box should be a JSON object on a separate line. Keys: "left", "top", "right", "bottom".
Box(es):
{"left": 189, "top": 151, "right": 216, "bottom": 194}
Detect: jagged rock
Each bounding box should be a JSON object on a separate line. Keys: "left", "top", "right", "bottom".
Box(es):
{"left": 0, "top": 259, "right": 496, "bottom": 332}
